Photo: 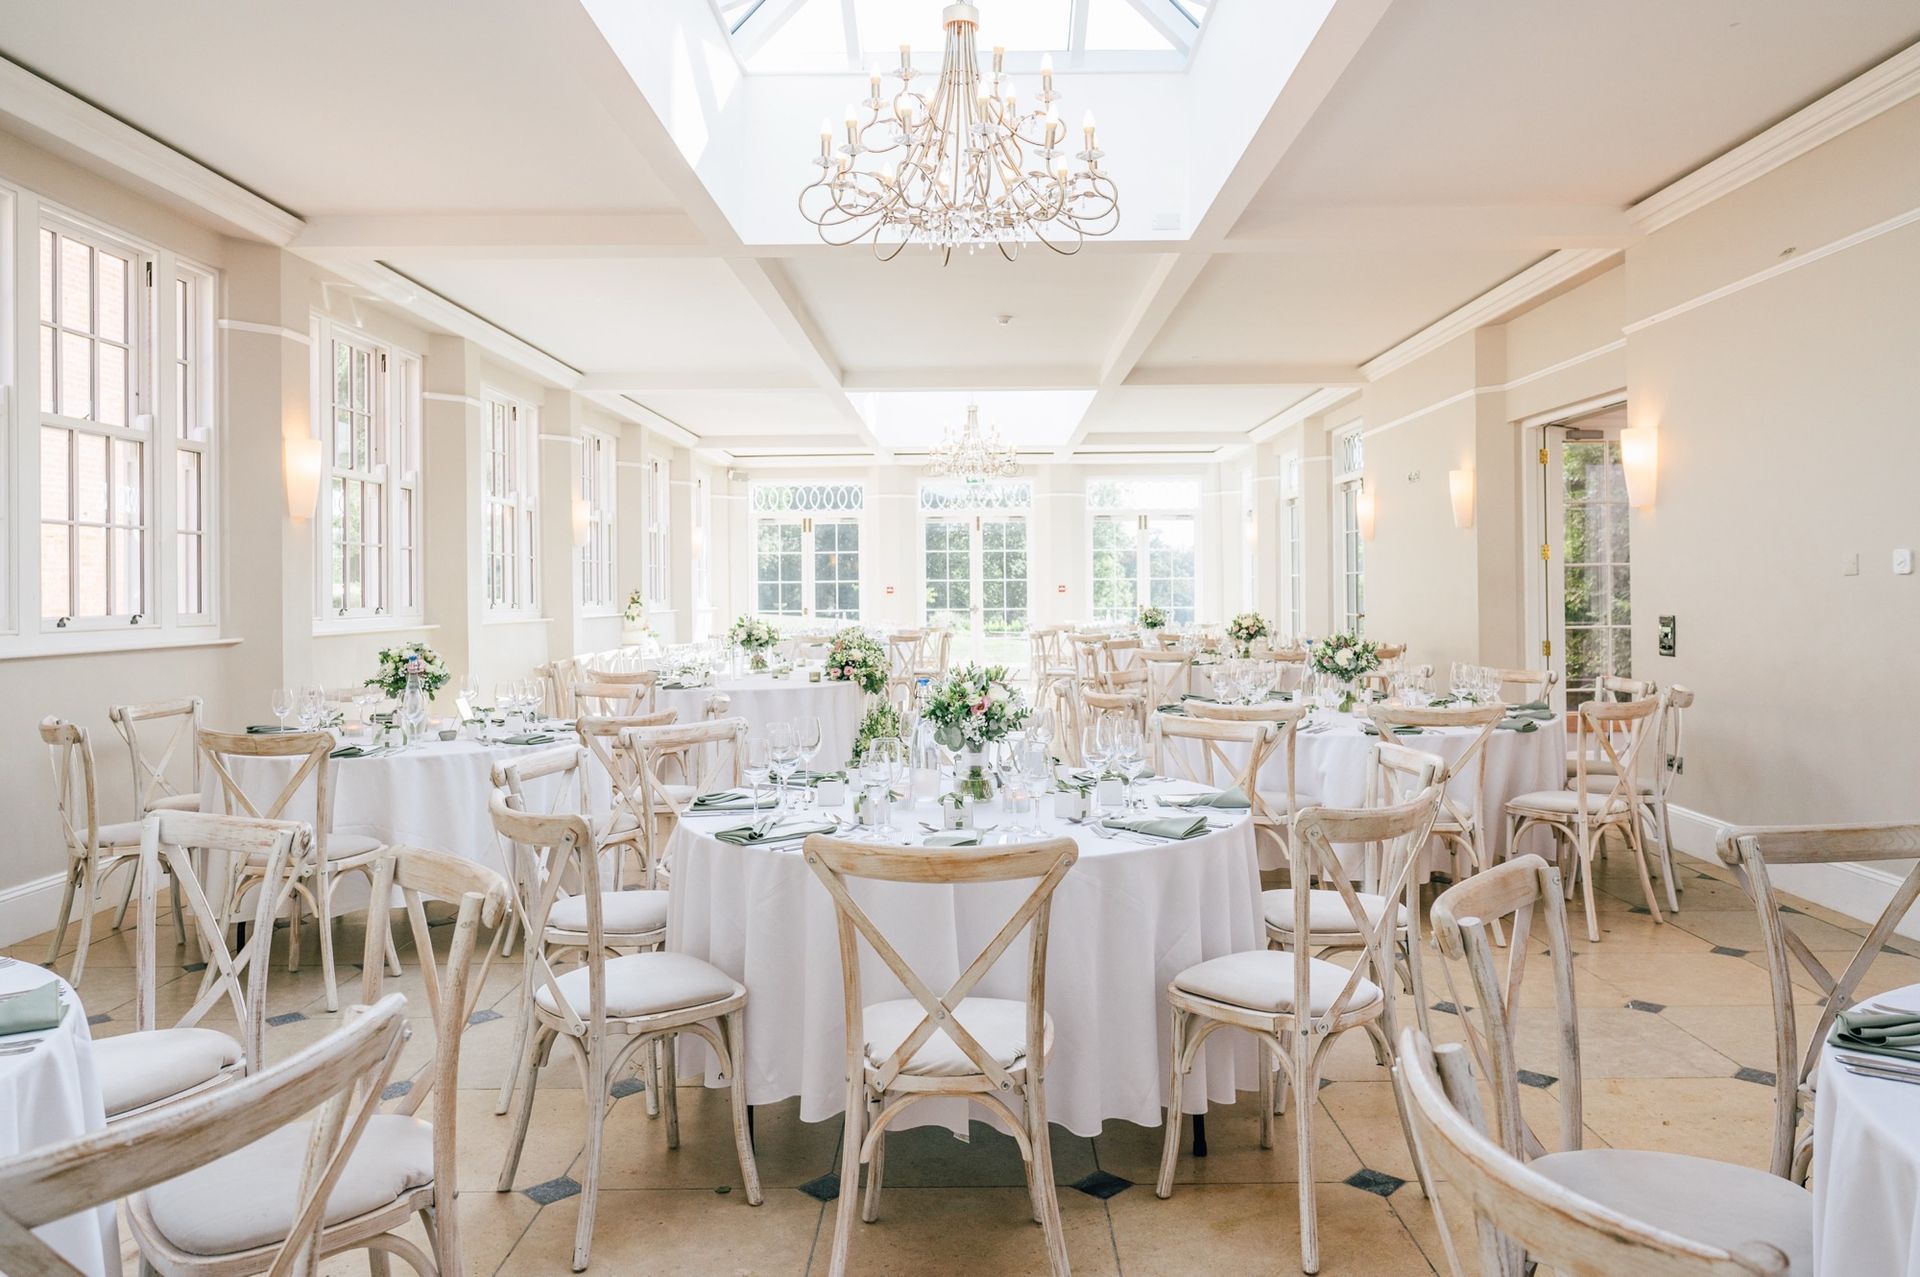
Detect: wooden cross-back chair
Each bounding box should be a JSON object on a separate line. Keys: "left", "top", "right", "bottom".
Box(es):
{"left": 574, "top": 709, "right": 680, "bottom": 866}
{"left": 98, "top": 810, "right": 307, "bottom": 1123}
{"left": 572, "top": 673, "right": 658, "bottom": 718}
{"left": 802, "top": 833, "right": 1080, "bottom": 1277}
{"left": 39, "top": 716, "right": 159, "bottom": 984}
{"left": 1717, "top": 821, "right": 1920, "bottom": 1185}
{"left": 1137, "top": 648, "right": 1193, "bottom": 709}
{"left": 1427, "top": 853, "right": 1813, "bottom": 1274}
{"left": 543, "top": 657, "right": 583, "bottom": 718}
{"left": 489, "top": 795, "right": 760, "bottom": 1271}
{"left": 1156, "top": 713, "right": 1280, "bottom": 857}
{"left": 1507, "top": 695, "right": 1665, "bottom": 941}
{"left": 1028, "top": 625, "right": 1073, "bottom": 704}
{"left": 1158, "top": 789, "right": 1444, "bottom": 1274}
{"left": 1065, "top": 631, "right": 1109, "bottom": 685}
{"left": 199, "top": 727, "right": 392, "bottom": 1012}
{"left": 1098, "top": 636, "right": 1141, "bottom": 685}
{"left": 914, "top": 626, "right": 953, "bottom": 679}
{"left": 1396, "top": 1030, "right": 1798, "bottom": 1277}
{"left": 1492, "top": 667, "right": 1558, "bottom": 704}
{"left": 491, "top": 743, "right": 670, "bottom": 1118}
{"left": 354, "top": 844, "right": 510, "bottom": 1275}
{"left": 1370, "top": 703, "right": 1505, "bottom": 885}
{"left": 111, "top": 696, "right": 206, "bottom": 816}
{"left": 1183, "top": 699, "right": 1312, "bottom": 869}
{"left": 1, "top": 994, "right": 409, "bottom": 1277}
{"left": 883, "top": 630, "right": 927, "bottom": 702}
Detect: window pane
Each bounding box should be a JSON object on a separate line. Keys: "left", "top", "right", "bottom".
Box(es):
{"left": 60, "top": 238, "right": 91, "bottom": 333}
{"left": 97, "top": 343, "right": 127, "bottom": 427}
{"left": 112, "top": 527, "right": 141, "bottom": 615}
{"left": 41, "top": 525, "right": 69, "bottom": 618}
{"left": 75, "top": 525, "right": 107, "bottom": 616}
{"left": 97, "top": 253, "right": 127, "bottom": 343}
{"left": 40, "top": 427, "right": 69, "bottom": 520}
{"left": 74, "top": 431, "right": 107, "bottom": 524}
{"left": 39, "top": 326, "right": 55, "bottom": 414}
{"left": 111, "top": 438, "right": 142, "bottom": 523}
{"left": 38, "top": 229, "right": 54, "bottom": 322}
{"left": 59, "top": 332, "right": 92, "bottom": 420}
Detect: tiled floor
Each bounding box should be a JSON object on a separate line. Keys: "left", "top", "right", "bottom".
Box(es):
{"left": 13, "top": 849, "right": 1896, "bottom": 1276}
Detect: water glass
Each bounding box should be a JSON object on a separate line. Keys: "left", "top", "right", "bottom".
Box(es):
{"left": 743, "top": 737, "right": 771, "bottom": 809}
{"left": 269, "top": 687, "right": 293, "bottom": 729}
{"left": 796, "top": 716, "right": 824, "bottom": 807}
{"left": 767, "top": 722, "right": 798, "bottom": 816}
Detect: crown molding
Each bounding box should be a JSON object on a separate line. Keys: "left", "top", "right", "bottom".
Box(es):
{"left": 0, "top": 55, "right": 303, "bottom": 245}
{"left": 1629, "top": 41, "right": 1920, "bottom": 235}
{"left": 1247, "top": 386, "right": 1361, "bottom": 444}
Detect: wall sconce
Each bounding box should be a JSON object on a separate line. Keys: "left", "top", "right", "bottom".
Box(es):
{"left": 1620, "top": 426, "right": 1659, "bottom": 509}
{"left": 284, "top": 436, "right": 321, "bottom": 520}
{"left": 1355, "top": 488, "right": 1376, "bottom": 541}
{"left": 1448, "top": 469, "right": 1475, "bottom": 529}
{"left": 571, "top": 497, "right": 592, "bottom": 547}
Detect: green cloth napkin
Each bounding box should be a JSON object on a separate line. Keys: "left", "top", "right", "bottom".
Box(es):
{"left": 329, "top": 745, "right": 367, "bottom": 759}
{"left": 923, "top": 830, "right": 981, "bottom": 848}
{"left": 690, "top": 789, "right": 778, "bottom": 812}
{"left": 1494, "top": 719, "right": 1540, "bottom": 732}
{"left": 1832, "top": 1009, "right": 1920, "bottom": 1062}
{"left": 502, "top": 732, "right": 556, "bottom": 746}
{"left": 246, "top": 724, "right": 297, "bottom": 733}
{"left": 1506, "top": 703, "right": 1556, "bottom": 721}
{"left": 1360, "top": 722, "right": 1425, "bottom": 736}
{"left": 1161, "top": 787, "right": 1251, "bottom": 810}
{"left": 0, "top": 982, "right": 65, "bottom": 1035}
{"left": 1156, "top": 703, "right": 1189, "bottom": 717}
{"left": 713, "top": 818, "right": 837, "bottom": 846}
{"left": 1181, "top": 693, "right": 1219, "bottom": 704}
{"left": 788, "top": 770, "right": 845, "bottom": 786}
{"left": 1101, "top": 813, "right": 1209, "bottom": 840}
{"left": 1073, "top": 768, "right": 1154, "bottom": 784}
{"left": 660, "top": 680, "right": 699, "bottom": 690}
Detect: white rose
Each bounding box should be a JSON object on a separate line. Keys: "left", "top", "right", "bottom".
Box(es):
{"left": 1336, "top": 648, "right": 1354, "bottom": 668}
{"left": 989, "top": 684, "right": 1010, "bottom": 704}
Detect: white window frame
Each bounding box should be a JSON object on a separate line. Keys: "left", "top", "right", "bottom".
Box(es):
{"left": 1083, "top": 477, "right": 1200, "bottom": 625}
{"left": 579, "top": 427, "right": 616, "bottom": 613}
{"left": 481, "top": 390, "right": 538, "bottom": 616}
{"left": 1332, "top": 428, "right": 1365, "bottom": 635}
{"left": 749, "top": 481, "right": 865, "bottom": 622}
{"left": 171, "top": 263, "right": 216, "bottom": 624}
{"left": 1281, "top": 455, "right": 1304, "bottom": 641}
{"left": 692, "top": 474, "right": 710, "bottom": 609}
{"left": 644, "top": 456, "right": 669, "bottom": 605}
{"left": 310, "top": 319, "right": 421, "bottom": 628}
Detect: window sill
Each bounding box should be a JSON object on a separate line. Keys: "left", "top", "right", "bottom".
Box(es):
{"left": 312, "top": 619, "right": 436, "bottom": 638}
{"left": 0, "top": 633, "right": 243, "bottom": 662}
{"left": 483, "top": 614, "right": 553, "bottom": 627}
{"left": 580, "top": 609, "right": 622, "bottom": 621}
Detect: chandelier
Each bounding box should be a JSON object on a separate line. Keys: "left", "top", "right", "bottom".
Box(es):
{"left": 928, "top": 404, "right": 1018, "bottom": 481}
{"left": 800, "top": 2, "right": 1120, "bottom": 262}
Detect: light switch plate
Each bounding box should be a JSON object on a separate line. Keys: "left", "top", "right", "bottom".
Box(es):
{"left": 1844, "top": 553, "right": 1860, "bottom": 577}
{"left": 1896, "top": 548, "right": 1914, "bottom": 576}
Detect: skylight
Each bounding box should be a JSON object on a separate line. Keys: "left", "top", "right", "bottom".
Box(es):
{"left": 719, "top": 0, "right": 1209, "bottom": 73}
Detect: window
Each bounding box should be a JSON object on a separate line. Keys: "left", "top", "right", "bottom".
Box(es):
{"left": 1333, "top": 429, "right": 1365, "bottom": 634}
{"left": 173, "top": 268, "right": 213, "bottom": 620}
{"left": 39, "top": 220, "right": 148, "bottom": 627}
{"left": 580, "top": 429, "right": 616, "bottom": 611}
{"left": 1239, "top": 472, "right": 1256, "bottom": 609}
{"left": 1084, "top": 478, "right": 1198, "bottom": 624}
{"left": 645, "top": 457, "right": 670, "bottom": 604}
{"left": 1280, "top": 456, "right": 1303, "bottom": 640}
{"left": 482, "top": 392, "right": 538, "bottom": 613}
{"left": 750, "top": 482, "right": 865, "bottom": 621}
{"left": 1560, "top": 436, "right": 1632, "bottom": 705}
{"left": 692, "top": 475, "right": 710, "bottom": 608}
{"left": 314, "top": 322, "right": 420, "bottom": 621}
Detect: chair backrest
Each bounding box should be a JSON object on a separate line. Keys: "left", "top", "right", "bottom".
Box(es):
{"left": 1652, "top": 684, "right": 1693, "bottom": 801}
{"left": 1182, "top": 700, "right": 1307, "bottom": 842}
{"left": 0, "top": 994, "right": 409, "bottom": 1277}
{"left": 1429, "top": 853, "right": 1582, "bottom": 1166}
{"left": 573, "top": 677, "right": 657, "bottom": 718}
{"left": 1156, "top": 714, "right": 1279, "bottom": 814}
{"left": 1079, "top": 685, "right": 1147, "bottom": 740}
{"left": 109, "top": 697, "right": 205, "bottom": 819}
{"left": 1028, "top": 626, "right": 1065, "bottom": 673}
{"left": 1493, "top": 668, "right": 1558, "bottom": 702}
{"left": 198, "top": 728, "right": 341, "bottom": 855}
{"left": 574, "top": 710, "right": 678, "bottom": 818}
{"left": 625, "top": 718, "right": 747, "bottom": 821}
{"left": 1137, "top": 649, "right": 1192, "bottom": 707}
{"left": 492, "top": 744, "right": 590, "bottom": 818}
{"left": 1358, "top": 742, "right": 1446, "bottom": 895}
{"left": 802, "top": 834, "right": 1078, "bottom": 1095}
{"left": 918, "top": 627, "right": 953, "bottom": 674}
{"left": 1716, "top": 821, "right": 1920, "bottom": 1179}
{"left": 40, "top": 717, "right": 106, "bottom": 857}
{"left": 1567, "top": 695, "right": 1662, "bottom": 815}
{"left": 488, "top": 793, "right": 614, "bottom": 1036}
{"left": 1396, "top": 1030, "right": 1790, "bottom": 1277}
{"left": 1597, "top": 674, "right": 1654, "bottom": 700}
{"left": 1370, "top": 703, "right": 1504, "bottom": 844}
{"left": 137, "top": 810, "right": 311, "bottom": 1075}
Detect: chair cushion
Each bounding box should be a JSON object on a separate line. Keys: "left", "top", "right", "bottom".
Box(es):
{"left": 1508, "top": 789, "right": 1629, "bottom": 817}
{"left": 94, "top": 820, "right": 146, "bottom": 848}
{"left": 862, "top": 997, "right": 1046, "bottom": 1078}
{"left": 95, "top": 1027, "right": 242, "bottom": 1117}
{"left": 1254, "top": 791, "right": 1320, "bottom": 816}
{"left": 1532, "top": 1148, "right": 1812, "bottom": 1273}
{"left": 1172, "top": 950, "right": 1381, "bottom": 1016}
{"left": 144, "top": 1113, "right": 432, "bottom": 1256}
{"left": 547, "top": 889, "right": 669, "bottom": 937}
{"left": 1263, "top": 887, "right": 1406, "bottom": 935}
{"left": 532, "top": 951, "right": 738, "bottom": 1019}
{"left": 148, "top": 793, "right": 203, "bottom": 813}
{"left": 325, "top": 834, "right": 385, "bottom": 859}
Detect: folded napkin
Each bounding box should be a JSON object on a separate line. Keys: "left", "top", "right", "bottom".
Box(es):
{"left": 1181, "top": 693, "right": 1219, "bottom": 704}
{"left": 329, "top": 745, "right": 367, "bottom": 759}
{"left": 1832, "top": 1008, "right": 1920, "bottom": 1062}
{"left": 1360, "top": 722, "right": 1425, "bottom": 736}
{"left": 1073, "top": 768, "right": 1154, "bottom": 784}
{"left": 923, "top": 830, "right": 981, "bottom": 848}
{"left": 659, "top": 680, "right": 699, "bottom": 690}
{"left": 1156, "top": 703, "right": 1189, "bottom": 717}
{"left": 246, "top": 724, "right": 297, "bottom": 734}
{"left": 0, "top": 982, "right": 65, "bottom": 1036}
{"left": 1100, "top": 814, "right": 1209, "bottom": 840}
{"left": 1494, "top": 719, "right": 1540, "bottom": 733}
{"left": 713, "top": 818, "right": 838, "bottom": 846}
{"left": 788, "top": 770, "right": 846, "bottom": 786}
{"left": 1506, "top": 703, "right": 1556, "bottom": 721}
{"left": 1161, "top": 787, "right": 1251, "bottom": 810}
{"left": 502, "top": 733, "right": 556, "bottom": 746}
{"left": 690, "top": 789, "right": 778, "bottom": 812}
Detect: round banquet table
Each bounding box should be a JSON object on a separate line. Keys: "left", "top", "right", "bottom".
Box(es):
{"left": 666, "top": 781, "right": 1266, "bottom": 1137}
{"left": 0, "top": 961, "right": 115, "bottom": 1275}
{"left": 1158, "top": 706, "right": 1566, "bottom": 871}
{"left": 655, "top": 672, "right": 866, "bottom": 769}
{"left": 199, "top": 727, "right": 610, "bottom": 882}
{"left": 1812, "top": 982, "right": 1920, "bottom": 1275}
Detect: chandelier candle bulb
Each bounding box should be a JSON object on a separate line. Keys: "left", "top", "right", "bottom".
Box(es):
{"left": 819, "top": 120, "right": 832, "bottom": 158}
{"left": 1041, "top": 52, "right": 1054, "bottom": 91}
{"left": 1084, "top": 110, "right": 1097, "bottom": 144}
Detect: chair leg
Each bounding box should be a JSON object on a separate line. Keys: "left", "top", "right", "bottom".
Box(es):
{"left": 70, "top": 860, "right": 99, "bottom": 989}
{"left": 862, "top": 1093, "right": 887, "bottom": 1223}
{"left": 1372, "top": 1020, "right": 1433, "bottom": 1202}
{"left": 646, "top": 1036, "right": 663, "bottom": 1119}
{"left": 169, "top": 869, "right": 185, "bottom": 948}
{"left": 1156, "top": 1007, "right": 1189, "bottom": 1198}
{"left": 1258, "top": 1043, "right": 1275, "bottom": 1150}
{"left": 1655, "top": 800, "right": 1682, "bottom": 911}
{"left": 827, "top": 1072, "right": 866, "bottom": 1277}
{"left": 572, "top": 1046, "right": 607, "bottom": 1272}
{"left": 1027, "top": 1082, "right": 1071, "bottom": 1277}
{"left": 46, "top": 865, "right": 78, "bottom": 974}
{"left": 111, "top": 866, "right": 137, "bottom": 932}
{"left": 1295, "top": 1035, "right": 1321, "bottom": 1275}
{"left": 1623, "top": 815, "right": 1665, "bottom": 925}
{"left": 662, "top": 1031, "right": 680, "bottom": 1150}
{"left": 496, "top": 1026, "right": 550, "bottom": 1192}
{"left": 724, "top": 1011, "right": 763, "bottom": 1206}
{"left": 1577, "top": 827, "right": 1600, "bottom": 944}
{"left": 494, "top": 961, "right": 534, "bottom": 1117}
{"left": 316, "top": 863, "right": 341, "bottom": 1013}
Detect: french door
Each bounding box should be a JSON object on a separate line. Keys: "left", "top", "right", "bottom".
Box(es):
{"left": 754, "top": 515, "right": 861, "bottom": 622}
{"left": 923, "top": 514, "right": 1029, "bottom": 668}
{"left": 1535, "top": 403, "right": 1632, "bottom": 708}
{"left": 1089, "top": 513, "right": 1197, "bottom": 625}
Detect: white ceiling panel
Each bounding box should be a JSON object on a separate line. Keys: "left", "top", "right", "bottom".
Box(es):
{"left": 629, "top": 390, "right": 854, "bottom": 438}
{"left": 851, "top": 390, "right": 1096, "bottom": 448}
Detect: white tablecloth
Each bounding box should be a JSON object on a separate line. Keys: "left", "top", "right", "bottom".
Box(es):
{"left": 1159, "top": 708, "right": 1566, "bottom": 871}
{"left": 666, "top": 782, "right": 1265, "bottom": 1137}
{"left": 1813, "top": 982, "right": 1920, "bottom": 1275}
{"left": 0, "top": 962, "right": 114, "bottom": 1275}
{"left": 655, "top": 674, "right": 867, "bottom": 770}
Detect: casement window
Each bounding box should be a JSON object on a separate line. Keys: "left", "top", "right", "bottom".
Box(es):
{"left": 314, "top": 322, "right": 421, "bottom": 622}
{"left": 1085, "top": 477, "right": 1199, "bottom": 625}
{"left": 750, "top": 482, "right": 863, "bottom": 621}
{"left": 645, "top": 456, "right": 670, "bottom": 604}
{"left": 1333, "top": 429, "right": 1365, "bottom": 635}
{"left": 482, "top": 392, "right": 538, "bottom": 614}
{"left": 579, "top": 429, "right": 616, "bottom": 611}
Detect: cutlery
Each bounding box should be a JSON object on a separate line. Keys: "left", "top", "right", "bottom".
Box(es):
{"left": 1835, "top": 1051, "right": 1920, "bottom": 1077}
{"left": 1841, "top": 1061, "right": 1920, "bottom": 1087}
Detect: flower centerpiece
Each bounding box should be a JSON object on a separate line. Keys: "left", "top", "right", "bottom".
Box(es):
{"left": 728, "top": 614, "right": 781, "bottom": 671}
{"left": 1310, "top": 632, "right": 1381, "bottom": 713}
{"left": 620, "top": 590, "right": 656, "bottom": 649}
{"left": 923, "top": 664, "right": 1030, "bottom": 801}
{"left": 1138, "top": 605, "right": 1168, "bottom": 632}
{"left": 366, "top": 641, "right": 449, "bottom": 701}
{"left": 852, "top": 701, "right": 904, "bottom": 765}
{"left": 1226, "top": 611, "right": 1270, "bottom": 657}
{"left": 824, "top": 626, "right": 888, "bottom": 696}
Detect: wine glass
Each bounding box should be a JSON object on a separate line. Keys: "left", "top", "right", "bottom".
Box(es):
{"left": 1019, "top": 734, "right": 1055, "bottom": 834}
{"left": 796, "top": 716, "right": 824, "bottom": 807}
{"left": 1080, "top": 719, "right": 1113, "bottom": 813}
{"left": 880, "top": 737, "right": 909, "bottom": 833}
{"left": 457, "top": 674, "right": 480, "bottom": 715}
{"left": 296, "top": 685, "right": 324, "bottom": 731}
{"left": 269, "top": 687, "right": 293, "bottom": 731}
{"left": 742, "top": 737, "right": 771, "bottom": 810}
{"left": 1114, "top": 720, "right": 1147, "bottom": 809}
{"left": 767, "top": 722, "right": 798, "bottom": 818}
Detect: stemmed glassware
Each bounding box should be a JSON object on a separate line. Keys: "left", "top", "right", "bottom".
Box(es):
{"left": 767, "top": 722, "right": 798, "bottom": 818}
{"left": 743, "top": 737, "right": 771, "bottom": 811}
{"left": 1081, "top": 718, "right": 1115, "bottom": 814}
{"left": 269, "top": 687, "right": 293, "bottom": 731}
{"left": 796, "top": 716, "right": 823, "bottom": 808}
{"left": 1015, "top": 733, "right": 1053, "bottom": 834}
{"left": 1113, "top": 720, "right": 1148, "bottom": 810}
{"left": 296, "top": 685, "right": 325, "bottom": 732}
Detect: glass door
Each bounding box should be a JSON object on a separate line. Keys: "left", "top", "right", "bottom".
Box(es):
{"left": 754, "top": 514, "right": 861, "bottom": 622}
{"left": 1088, "top": 512, "right": 1196, "bottom": 625}
{"left": 1538, "top": 404, "right": 1632, "bottom": 708}
{"left": 922, "top": 514, "right": 1029, "bottom": 667}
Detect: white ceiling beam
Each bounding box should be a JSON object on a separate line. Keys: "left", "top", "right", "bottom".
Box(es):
{"left": 732, "top": 0, "right": 813, "bottom": 61}
{"left": 1123, "top": 363, "right": 1366, "bottom": 387}
{"left": 1080, "top": 431, "right": 1272, "bottom": 447}
{"left": 582, "top": 391, "right": 701, "bottom": 448}
{"left": 722, "top": 257, "right": 892, "bottom": 456}
{"left": 843, "top": 366, "right": 1098, "bottom": 390}
{"left": 293, "top": 212, "right": 706, "bottom": 257}
{"left": 1223, "top": 204, "right": 1632, "bottom": 251}
{"left": 1119, "top": 0, "right": 1193, "bottom": 52}
{"left": 577, "top": 369, "right": 818, "bottom": 392}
